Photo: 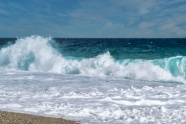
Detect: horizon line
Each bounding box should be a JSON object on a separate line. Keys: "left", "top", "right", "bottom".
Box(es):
{"left": 0, "top": 37, "right": 186, "bottom": 39}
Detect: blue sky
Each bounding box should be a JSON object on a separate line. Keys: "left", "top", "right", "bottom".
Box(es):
{"left": 0, "top": 0, "right": 186, "bottom": 38}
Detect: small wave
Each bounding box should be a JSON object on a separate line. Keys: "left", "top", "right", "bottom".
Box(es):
{"left": 0, "top": 36, "right": 185, "bottom": 83}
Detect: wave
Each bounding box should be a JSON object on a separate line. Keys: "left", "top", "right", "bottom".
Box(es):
{"left": 0, "top": 36, "right": 185, "bottom": 83}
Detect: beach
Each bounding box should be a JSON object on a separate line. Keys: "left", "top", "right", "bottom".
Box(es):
{"left": 0, "top": 111, "right": 77, "bottom": 124}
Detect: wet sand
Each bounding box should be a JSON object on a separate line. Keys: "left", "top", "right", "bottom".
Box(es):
{"left": 0, "top": 111, "right": 78, "bottom": 124}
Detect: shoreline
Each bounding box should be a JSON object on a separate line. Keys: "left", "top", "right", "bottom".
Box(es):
{"left": 0, "top": 111, "right": 78, "bottom": 124}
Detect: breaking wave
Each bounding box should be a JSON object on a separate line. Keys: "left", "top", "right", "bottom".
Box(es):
{"left": 0, "top": 36, "right": 186, "bottom": 83}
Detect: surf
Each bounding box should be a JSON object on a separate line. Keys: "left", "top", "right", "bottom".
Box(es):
{"left": 0, "top": 36, "right": 185, "bottom": 83}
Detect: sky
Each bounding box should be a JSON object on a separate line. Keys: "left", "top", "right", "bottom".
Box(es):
{"left": 0, "top": 0, "right": 186, "bottom": 38}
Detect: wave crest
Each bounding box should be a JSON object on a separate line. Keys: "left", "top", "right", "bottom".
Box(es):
{"left": 0, "top": 36, "right": 185, "bottom": 83}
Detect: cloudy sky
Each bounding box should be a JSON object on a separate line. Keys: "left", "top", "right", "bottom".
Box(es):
{"left": 0, "top": 0, "right": 186, "bottom": 38}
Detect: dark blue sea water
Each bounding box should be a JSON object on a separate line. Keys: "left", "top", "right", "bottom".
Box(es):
{"left": 53, "top": 38, "right": 186, "bottom": 59}
{"left": 1, "top": 38, "right": 186, "bottom": 59}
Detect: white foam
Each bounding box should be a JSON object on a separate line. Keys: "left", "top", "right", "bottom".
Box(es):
{"left": 1, "top": 69, "right": 186, "bottom": 123}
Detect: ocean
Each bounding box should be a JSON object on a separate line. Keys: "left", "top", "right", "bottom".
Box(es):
{"left": 0, "top": 36, "right": 186, "bottom": 123}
